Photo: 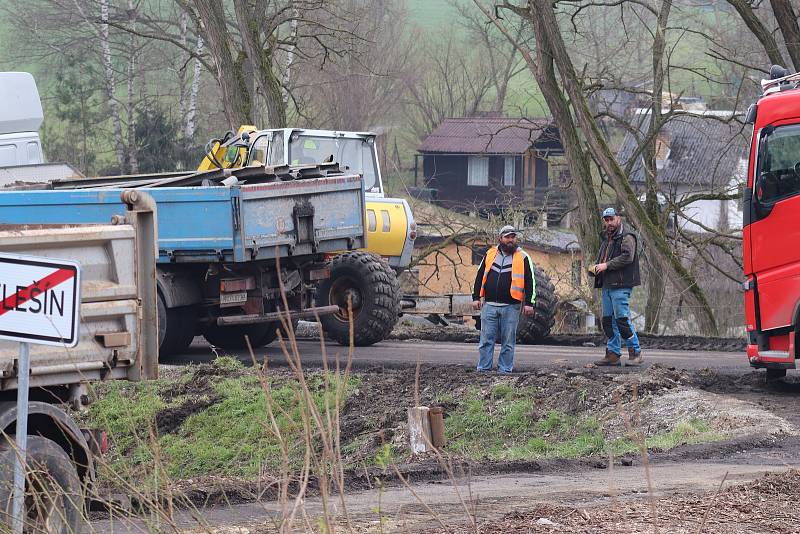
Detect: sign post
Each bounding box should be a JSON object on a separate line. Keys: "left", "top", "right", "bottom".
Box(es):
{"left": 12, "top": 342, "right": 28, "bottom": 534}
{"left": 0, "top": 253, "right": 80, "bottom": 533}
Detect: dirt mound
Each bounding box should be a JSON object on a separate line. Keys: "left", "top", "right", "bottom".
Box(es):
{"left": 600, "top": 387, "right": 797, "bottom": 442}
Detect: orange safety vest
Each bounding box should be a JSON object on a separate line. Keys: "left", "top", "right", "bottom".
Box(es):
{"left": 479, "top": 247, "right": 527, "bottom": 302}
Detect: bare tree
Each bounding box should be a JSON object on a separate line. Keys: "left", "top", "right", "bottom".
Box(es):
{"left": 99, "top": 0, "right": 126, "bottom": 170}
{"left": 453, "top": 1, "right": 530, "bottom": 113}
{"left": 4, "top": 0, "right": 191, "bottom": 173}
{"left": 472, "top": 1, "right": 601, "bottom": 277}
{"left": 478, "top": 0, "right": 721, "bottom": 334}
{"left": 126, "top": 0, "right": 140, "bottom": 173}
{"left": 166, "top": 0, "right": 364, "bottom": 129}
{"left": 403, "top": 29, "right": 495, "bottom": 142}
{"left": 726, "top": 0, "right": 793, "bottom": 70}
{"left": 298, "top": 0, "right": 418, "bottom": 131}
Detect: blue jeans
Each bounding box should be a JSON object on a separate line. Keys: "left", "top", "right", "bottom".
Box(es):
{"left": 601, "top": 287, "right": 641, "bottom": 356}
{"left": 477, "top": 303, "right": 521, "bottom": 373}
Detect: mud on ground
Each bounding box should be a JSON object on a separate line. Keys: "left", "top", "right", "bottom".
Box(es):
{"left": 432, "top": 469, "right": 800, "bottom": 533}
{"left": 139, "top": 360, "right": 800, "bottom": 504}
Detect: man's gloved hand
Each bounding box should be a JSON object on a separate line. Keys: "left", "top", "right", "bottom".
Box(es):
{"left": 472, "top": 300, "right": 482, "bottom": 311}
{"left": 523, "top": 305, "right": 535, "bottom": 317}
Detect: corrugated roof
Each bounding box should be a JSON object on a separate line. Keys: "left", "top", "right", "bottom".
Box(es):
{"left": 617, "top": 113, "right": 749, "bottom": 188}
{"left": 418, "top": 117, "right": 555, "bottom": 154}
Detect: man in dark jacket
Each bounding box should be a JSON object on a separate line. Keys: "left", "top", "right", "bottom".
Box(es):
{"left": 590, "top": 207, "right": 643, "bottom": 366}
{"left": 471, "top": 225, "right": 536, "bottom": 373}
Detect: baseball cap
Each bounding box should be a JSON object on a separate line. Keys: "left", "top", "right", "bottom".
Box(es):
{"left": 499, "top": 225, "right": 518, "bottom": 237}
{"left": 602, "top": 207, "right": 618, "bottom": 218}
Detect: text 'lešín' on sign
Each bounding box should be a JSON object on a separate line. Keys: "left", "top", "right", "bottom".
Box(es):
{"left": 0, "top": 254, "right": 81, "bottom": 347}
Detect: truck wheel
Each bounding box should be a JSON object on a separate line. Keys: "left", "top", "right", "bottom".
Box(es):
{"left": 0, "top": 436, "right": 82, "bottom": 533}
{"left": 202, "top": 322, "right": 280, "bottom": 351}
{"left": 516, "top": 266, "right": 557, "bottom": 344}
{"left": 316, "top": 251, "right": 400, "bottom": 346}
{"left": 158, "top": 294, "right": 197, "bottom": 357}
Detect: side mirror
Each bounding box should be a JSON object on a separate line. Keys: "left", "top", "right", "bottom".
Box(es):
{"left": 745, "top": 103, "right": 757, "bottom": 125}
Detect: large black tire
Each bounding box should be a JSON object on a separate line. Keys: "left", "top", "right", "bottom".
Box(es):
{"left": 0, "top": 436, "right": 83, "bottom": 533}
{"left": 516, "top": 266, "right": 557, "bottom": 344}
{"left": 316, "top": 251, "right": 401, "bottom": 346}
{"left": 202, "top": 321, "right": 280, "bottom": 350}
{"left": 157, "top": 294, "right": 197, "bottom": 357}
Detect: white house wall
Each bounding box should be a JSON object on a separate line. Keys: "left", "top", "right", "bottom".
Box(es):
{"left": 674, "top": 158, "right": 745, "bottom": 234}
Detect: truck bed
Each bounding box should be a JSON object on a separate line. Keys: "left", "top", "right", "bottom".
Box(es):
{"left": 0, "top": 175, "right": 365, "bottom": 263}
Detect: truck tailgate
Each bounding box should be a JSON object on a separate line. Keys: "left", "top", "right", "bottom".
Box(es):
{"left": 239, "top": 174, "right": 365, "bottom": 260}
{"left": 0, "top": 224, "right": 149, "bottom": 390}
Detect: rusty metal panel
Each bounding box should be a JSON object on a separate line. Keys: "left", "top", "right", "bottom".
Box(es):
{"left": 0, "top": 224, "right": 143, "bottom": 390}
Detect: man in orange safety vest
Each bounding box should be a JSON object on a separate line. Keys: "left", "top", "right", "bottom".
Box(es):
{"left": 471, "top": 225, "right": 536, "bottom": 373}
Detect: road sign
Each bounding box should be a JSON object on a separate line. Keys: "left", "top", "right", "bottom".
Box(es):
{"left": 0, "top": 253, "right": 82, "bottom": 532}
{"left": 0, "top": 253, "right": 81, "bottom": 347}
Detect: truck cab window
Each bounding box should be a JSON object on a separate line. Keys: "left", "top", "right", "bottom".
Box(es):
{"left": 288, "top": 135, "right": 378, "bottom": 192}
{"left": 268, "top": 131, "right": 284, "bottom": 165}
{"left": 249, "top": 134, "right": 270, "bottom": 166}
{"left": 757, "top": 124, "right": 800, "bottom": 204}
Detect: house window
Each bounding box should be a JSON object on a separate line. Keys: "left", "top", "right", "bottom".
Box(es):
{"left": 504, "top": 157, "right": 515, "bottom": 186}
{"left": 467, "top": 156, "right": 489, "bottom": 186}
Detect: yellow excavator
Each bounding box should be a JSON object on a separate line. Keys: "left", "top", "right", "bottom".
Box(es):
{"left": 198, "top": 126, "right": 416, "bottom": 346}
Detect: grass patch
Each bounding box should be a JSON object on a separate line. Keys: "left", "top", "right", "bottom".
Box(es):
{"left": 646, "top": 418, "right": 722, "bottom": 451}
{"left": 443, "top": 388, "right": 722, "bottom": 461}
{"left": 84, "top": 363, "right": 360, "bottom": 482}
{"left": 444, "top": 387, "right": 607, "bottom": 460}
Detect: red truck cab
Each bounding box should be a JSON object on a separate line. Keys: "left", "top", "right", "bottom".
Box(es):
{"left": 743, "top": 66, "right": 800, "bottom": 378}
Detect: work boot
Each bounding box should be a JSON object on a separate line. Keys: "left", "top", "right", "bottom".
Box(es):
{"left": 627, "top": 347, "right": 643, "bottom": 366}
{"left": 595, "top": 349, "right": 621, "bottom": 366}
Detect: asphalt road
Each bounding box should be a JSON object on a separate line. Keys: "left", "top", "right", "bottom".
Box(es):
{"left": 168, "top": 337, "right": 751, "bottom": 372}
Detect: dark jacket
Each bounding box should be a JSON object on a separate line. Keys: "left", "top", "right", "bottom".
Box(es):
{"left": 594, "top": 223, "right": 641, "bottom": 289}
{"left": 472, "top": 246, "right": 535, "bottom": 305}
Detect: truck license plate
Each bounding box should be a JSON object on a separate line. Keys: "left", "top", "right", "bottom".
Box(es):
{"left": 220, "top": 291, "right": 248, "bottom": 305}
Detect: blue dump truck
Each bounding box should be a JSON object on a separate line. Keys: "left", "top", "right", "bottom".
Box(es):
{"left": 0, "top": 164, "right": 400, "bottom": 355}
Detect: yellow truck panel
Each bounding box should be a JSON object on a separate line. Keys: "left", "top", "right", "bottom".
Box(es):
{"left": 365, "top": 198, "right": 408, "bottom": 258}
